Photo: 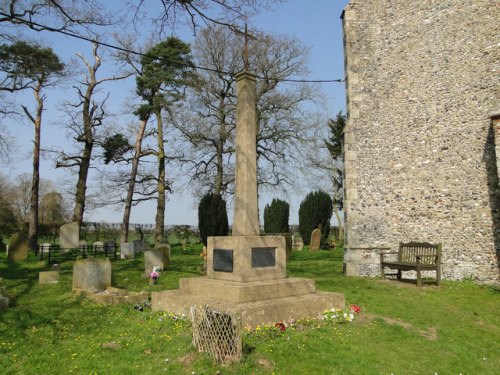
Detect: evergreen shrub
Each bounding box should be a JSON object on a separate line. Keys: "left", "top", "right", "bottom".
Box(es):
{"left": 263, "top": 198, "right": 290, "bottom": 234}
{"left": 198, "top": 193, "right": 229, "bottom": 246}
{"left": 298, "top": 190, "right": 333, "bottom": 246}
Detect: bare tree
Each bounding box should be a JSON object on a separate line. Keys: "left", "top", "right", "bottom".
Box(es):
{"left": 179, "top": 26, "right": 317, "bottom": 198}
{"left": 0, "top": 1, "right": 114, "bottom": 41}
{"left": 131, "top": 0, "right": 281, "bottom": 35}
{"left": 53, "top": 42, "right": 131, "bottom": 228}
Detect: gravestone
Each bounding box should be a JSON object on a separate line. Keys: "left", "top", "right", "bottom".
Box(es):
{"left": 309, "top": 228, "right": 321, "bottom": 251}
{"left": 7, "top": 232, "right": 29, "bottom": 261}
{"left": 72, "top": 258, "right": 112, "bottom": 293}
{"left": 39, "top": 271, "right": 60, "bottom": 284}
{"left": 104, "top": 241, "right": 116, "bottom": 256}
{"left": 144, "top": 250, "right": 165, "bottom": 276}
{"left": 40, "top": 243, "right": 51, "bottom": 254}
{"left": 93, "top": 241, "right": 104, "bottom": 253}
{"left": 60, "top": 222, "right": 79, "bottom": 250}
{"left": 156, "top": 244, "right": 171, "bottom": 269}
{"left": 293, "top": 237, "right": 304, "bottom": 251}
{"left": 133, "top": 240, "right": 146, "bottom": 253}
{"left": 120, "top": 242, "right": 134, "bottom": 259}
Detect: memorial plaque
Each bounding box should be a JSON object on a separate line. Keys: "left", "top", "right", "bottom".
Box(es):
{"left": 213, "top": 249, "right": 233, "bottom": 272}
{"left": 252, "top": 247, "right": 276, "bottom": 268}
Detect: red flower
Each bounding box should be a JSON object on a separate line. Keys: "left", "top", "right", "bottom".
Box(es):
{"left": 350, "top": 305, "right": 361, "bottom": 314}
{"left": 275, "top": 322, "right": 286, "bottom": 331}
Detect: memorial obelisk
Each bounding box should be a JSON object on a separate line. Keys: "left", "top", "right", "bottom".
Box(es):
{"left": 152, "top": 26, "right": 344, "bottom": 326}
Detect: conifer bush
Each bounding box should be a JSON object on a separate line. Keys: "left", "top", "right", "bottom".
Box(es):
{"left": 198, "top": 193, "right": 229, "bottom": 246}
{"left": 263, "top": 198, "right": 290, "bottom": 234}
{"left": 298, "top": 190, "right": 333, "bottom": 246}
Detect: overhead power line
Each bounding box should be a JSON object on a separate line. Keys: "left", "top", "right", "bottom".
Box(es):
{"left": 1, "top": 12, "right": 344, "bottom": 84}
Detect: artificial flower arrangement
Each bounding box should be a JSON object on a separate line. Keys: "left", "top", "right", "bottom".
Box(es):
{"left": 149, "top": 266, "right": 162, "bottom": 284}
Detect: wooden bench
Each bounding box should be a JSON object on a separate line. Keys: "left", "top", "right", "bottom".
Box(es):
{"left": 380, "top": 242, "right": 442, "bottom": 287}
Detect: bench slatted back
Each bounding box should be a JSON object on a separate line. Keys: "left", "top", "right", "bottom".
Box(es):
{"left": 398, "top": 242, "right": 442, "bottom": 265}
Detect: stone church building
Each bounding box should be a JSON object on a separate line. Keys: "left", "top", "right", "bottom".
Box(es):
{"left": 341, "top": 0, "right": 499, "bottom": 282}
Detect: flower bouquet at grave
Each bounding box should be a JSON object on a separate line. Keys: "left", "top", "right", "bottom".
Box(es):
{"left": 149, "top": 266, "right": 161, "bottom": 285}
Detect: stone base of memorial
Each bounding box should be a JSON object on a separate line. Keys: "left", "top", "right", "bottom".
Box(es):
{"left": 152, "top": 235, "right": 345, "bottom": 328}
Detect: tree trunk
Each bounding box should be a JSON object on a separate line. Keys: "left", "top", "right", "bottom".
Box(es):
{"left": 214, "top": 97, "right": 227, "bottom": 195}
{"left": 72, "top": 53, "right": 98, "bottom": 227}
{"left": 28, "top": 85, "right": 43, "bottom": 252}
{"left": 154, "top": 111, "right": 166, "bottom": 245}
{"left": 120, "top": 117, "right": 148, "bottom": 244}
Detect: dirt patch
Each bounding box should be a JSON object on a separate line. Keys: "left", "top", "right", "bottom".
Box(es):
{"left": 178, "top": 352, "right": 197, "bottom": 367}
{"left": 419, "top": 326, "right": 438, "bottom": 341}
{"left": 257, "top": 358, "right": 274, "bottom": 370}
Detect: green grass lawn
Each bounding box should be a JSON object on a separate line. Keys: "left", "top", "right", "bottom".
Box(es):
{"left": 1, "top": 245, "right": 499, "bottom": 374}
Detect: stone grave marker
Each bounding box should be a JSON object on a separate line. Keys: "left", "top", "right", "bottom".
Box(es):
{"left": 309, "top": 228, "right": 321, "bottom": 251}
{"left": 157, "top": 243, "right": 171, "bottom": 269}
{"left": 40, "top": 243, "right": 51, "bottom": 254}
{"left": 132, "top": 240, "right": 144, "bottom": 253}
{"left": 39, "top": 271, "right": 60, "bottom": 284}
{"left": 293, "top": 236, "right": 304, "bottom": 251}
{"left": 144, "top": 250, "right": 165, "bottom": 276}
{"left": 93, "top": 241, "right": 104, "bottom": 254}
{"left": 7, "top": 232, "right": 29, "bottom": 261}
{"left": 120, "top": 242, "right": 134, "bottom": 259}
{"left": 60, "top": 222, "right": 79, "bottom": 250}
{"left": 72, "top": 258, "right": 112, "bottom": 293}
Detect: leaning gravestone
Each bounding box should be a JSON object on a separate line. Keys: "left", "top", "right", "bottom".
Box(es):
{"left": 60, "top": 222, "right": 79, "bottom": 251}
{"left": 7, "top": 232, "right": 29, "bottom": 261}
{"left": 144, "top": 250, "right": 165, "bottom": 276}
{"left": 309, "top": 228, "right": 322, "bottom": 251}
{"left": 120, "top": 242, "right": 134, "bottom": 259}
{"left": 72, "top": 258, "right": 112, "bottom": 293}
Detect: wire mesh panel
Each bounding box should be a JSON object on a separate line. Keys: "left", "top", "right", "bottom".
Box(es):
{"left": 190, "top": 305, "right": 242, "bottom": 364}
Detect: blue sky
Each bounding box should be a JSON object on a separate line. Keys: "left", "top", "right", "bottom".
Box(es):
{"left": 4, "top": 0, "right": 350, "bottom": 225}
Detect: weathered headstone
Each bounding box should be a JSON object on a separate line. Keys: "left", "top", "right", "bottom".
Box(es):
{"left": 132, "top": 240, "right": 144, "bottom": 253}
{"left": 7, "top": 232, "right": 29, "bottom": 261}
{"left": 93, "top": 241, "right": 104, "bottom": 253}
{"left": 72, "top": 258, "right": 112, "bottom": 293}
{"left": 309, "top": 228, "right": 321, "bottom": 251}
{"left": 60, "top": 222, "right": 79, "bottom": 250}
{"left": 104, "top": 241, "right": 116, "bottom": 255}
{"left": 156, "top": 244, "right": 171, "bottom": 269}
{"left": 120, "top": 242, "right": 134, "bottom": 259}
{"left": 292, "top": 236, "right": 304, "bottom": 251}
{"left": 144, "top": 250, "right": 165, "bottom": 276}
{"left": 39, "top": 271, "right": 60, "bottom": 284}
{"left": 40, "top": 243, "right": 51, "bottom": 254}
